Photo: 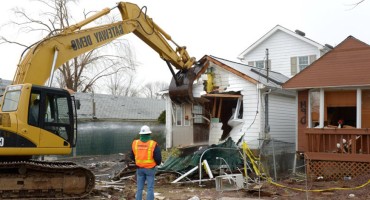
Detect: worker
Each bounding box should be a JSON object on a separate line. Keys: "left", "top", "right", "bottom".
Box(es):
{"left": 29, "top": 99, "right": 40, "bottom": 125}
{"left": 130, "top": 125, "right": 162, "bottom": 200}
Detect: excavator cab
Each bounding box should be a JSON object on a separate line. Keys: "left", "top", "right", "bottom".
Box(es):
{"left": 28, "top": 85, "right": 77, "bottom": 148}
{"left": 0, "top": 84, "right": 77, "bottom": 156}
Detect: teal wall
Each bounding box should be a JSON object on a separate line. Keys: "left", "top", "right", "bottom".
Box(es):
{"left": 75, "top": 121, "right": 165, "bottom": 156}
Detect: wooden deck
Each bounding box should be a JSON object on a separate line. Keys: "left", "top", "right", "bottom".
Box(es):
{"left": 304, "top": 128, "right": 370, "bottom": 162}
{"left": 302, "top": 128, "right": 370, "bottom": 180}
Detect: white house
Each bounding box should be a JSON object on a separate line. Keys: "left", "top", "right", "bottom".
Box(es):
{"left": 238, "top": 25, "right": 331, "bottom": 78}
{"left": 165, "top": 55, "right": 295, "bottom": 149}
{"left": 164, "top": 25, "right": 332, "bottom": 150}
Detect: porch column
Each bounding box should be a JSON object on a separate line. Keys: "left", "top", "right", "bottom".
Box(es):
{"left": 319, "top": 89, "right": 324, "bottom": 128}
{"left": 357, "top": 89, "right": 362, "bottom": 128}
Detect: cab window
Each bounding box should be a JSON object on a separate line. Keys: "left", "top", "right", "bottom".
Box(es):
{"left": 2, "top": 90, "right": 21, "bottom": 112}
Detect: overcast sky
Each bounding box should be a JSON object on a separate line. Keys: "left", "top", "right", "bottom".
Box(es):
{"left": 0, "top": 0, "right": 369, "bottom": 86}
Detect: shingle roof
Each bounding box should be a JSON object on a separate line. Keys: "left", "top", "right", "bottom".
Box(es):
{"left": 207, "top": 55, "right": 290, "bottom": 88}
{"left": 74, "top": 93, "right": 165, "bottom": 120}
{"left": 283, "top": 36, "right": 370, "bottom": 89}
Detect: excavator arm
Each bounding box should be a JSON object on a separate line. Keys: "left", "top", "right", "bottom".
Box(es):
{"left": 0, "top": 2, "right": 200, "bottom": 198}
{"left": 14, "top": 2, "right": 196, "bottom": 87}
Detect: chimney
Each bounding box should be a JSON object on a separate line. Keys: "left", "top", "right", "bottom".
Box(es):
{"left": 295, "top": 29, "right": 305, "bottom": 37}
{"left": 325, "top": 44, "right": 334, "bottom": 49}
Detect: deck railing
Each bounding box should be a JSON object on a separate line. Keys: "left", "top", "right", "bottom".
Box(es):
{"left": 304, "top": 128, "right": 370, "bottom": 162}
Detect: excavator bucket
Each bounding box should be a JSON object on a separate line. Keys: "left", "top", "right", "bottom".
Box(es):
{"left": 169, "top": 64, "right": 203, "bottom": 104}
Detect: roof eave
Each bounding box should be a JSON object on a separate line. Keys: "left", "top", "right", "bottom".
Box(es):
{"left": 284, "top": 84, "right": 370, "bottom": 90}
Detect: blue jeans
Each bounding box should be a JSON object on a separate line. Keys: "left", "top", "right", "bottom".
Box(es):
{"left": 136, "top": 167, "right": 156, "bottom": 200}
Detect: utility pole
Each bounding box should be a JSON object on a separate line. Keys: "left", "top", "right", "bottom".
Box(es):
{"left": 264, "top": 49, "right": 270, "bottom": 134}
{"left": 266, "top": 48, "right": 269, "bottom": 82}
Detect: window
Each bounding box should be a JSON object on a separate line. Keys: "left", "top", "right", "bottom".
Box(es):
{"left": 28, "top": 92, "right": 41, "bottom": 126}
{"left": 175, "top": 104, "right": 192, "bottom": 126}
{"left": 310, "top": 90, "right": 360, "bottom": 128}
{"left": 2, "top": 90, "right": 21, "bottom": 112}
{"left": 193, "top": 105, "right": 204, "bottom": 124}
{"left": 175, "top": 105, "right": 182, "bottom": 126}
{"left": 325, "top": 90, "right": 356, "bottom": 128}
{"left": 298, "top": 56, "right": 309, "bottom": 71}
{"left": 43, "top": 94, "right": 71, "bottom": 141}
{"left": 291, "top": 55, "right": 317, "bottom": 75}
{"left": 252, "top": 60, "right": 271, "bottom": 70}
{"left": 255, "top": 60, "right": 265, "bottom": 69}
{"left": 327, "top": 107, "right": 356, "bottom": 127}
{"left": 310, "top": 90, "right": 320, "bottom": 127}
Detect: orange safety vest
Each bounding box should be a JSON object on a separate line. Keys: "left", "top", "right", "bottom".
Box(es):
{"left": 132, "top": 139, "right": 157, "bottom": 168}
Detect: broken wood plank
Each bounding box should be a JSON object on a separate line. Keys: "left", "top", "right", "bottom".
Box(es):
{"left": 217, "top": 98, "right": 223, "bottom": 118}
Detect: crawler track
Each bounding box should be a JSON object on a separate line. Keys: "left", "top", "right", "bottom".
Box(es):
{"left": 0, "top": 160, "right": 95, "bottom": 199}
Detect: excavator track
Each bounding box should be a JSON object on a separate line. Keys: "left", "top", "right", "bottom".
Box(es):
{"left": 0, "top": 160, "right": 95, "bottom": 199}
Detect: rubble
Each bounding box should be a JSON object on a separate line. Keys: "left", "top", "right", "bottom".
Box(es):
{"left": 58, "top": 148, "right": 370, "bottom": 199}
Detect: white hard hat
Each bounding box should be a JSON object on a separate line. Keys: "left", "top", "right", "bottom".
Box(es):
{"left": 139, "top": 125, "right": 152, "bottom": 134}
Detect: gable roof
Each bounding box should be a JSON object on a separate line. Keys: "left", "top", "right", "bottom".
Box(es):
{"left": 203, "top": 55, "right": 289, "bottom": 88}
{"left": 237, "top": 25, "right": 326, "bottom": 59}
{"left": 283, "top": 36, "right": 370, "bottom": 89}
{"left": 75, "top": 93, "right": 165, "bottom": 120}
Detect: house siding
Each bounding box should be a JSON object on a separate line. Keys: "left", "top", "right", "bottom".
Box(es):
{"left": 268, "top": 93, "right": 296, "bottom": 143}
{"left": 241, "top": 30, "right": 320, "bottom": 78}
{"left": 230, "top": 80, "right": 261, "bottom": 148}
{"left": 172, "top": 126, "right": 193, "bottom": 147}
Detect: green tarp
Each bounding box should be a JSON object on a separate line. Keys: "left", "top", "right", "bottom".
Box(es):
{"left": 159, "top": 138, "right": 243, "bottom": 174}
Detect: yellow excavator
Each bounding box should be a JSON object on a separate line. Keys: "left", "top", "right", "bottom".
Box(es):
{"left": 0, "top": 2, "right": 198, "bottom": 199}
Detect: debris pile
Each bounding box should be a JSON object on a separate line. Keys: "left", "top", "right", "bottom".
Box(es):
{"left": 58, "top": 138, "right": 370, "bottom": 199}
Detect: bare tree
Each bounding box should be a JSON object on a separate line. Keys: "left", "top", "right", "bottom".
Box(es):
{"left": 346, "top": 0, "right": 366, "bottom": 9}
{"left": 142, "top": 81, "right": 169, "bottom": 99}
{"left": 106, "top": 69, "right": 140, "bottom": 97}
{"left": 0, "top": 0, "right": 136, "bottom": 92}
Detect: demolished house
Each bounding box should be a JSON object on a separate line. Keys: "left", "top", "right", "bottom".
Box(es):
{"left": 283, "top": 36, "right": 370, "bottom": 180}
{"left": 165, "top": 54, "right": 297, "bottom": 171}
{"left": 160, "top": 25, "right": 333, "bottom": 179}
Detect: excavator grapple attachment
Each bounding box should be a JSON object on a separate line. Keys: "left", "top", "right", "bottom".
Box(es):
{"left": 169, "top": 65, "right": 202, "bottom": 104}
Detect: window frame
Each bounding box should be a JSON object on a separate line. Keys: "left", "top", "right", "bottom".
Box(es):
{"left": 175, "top": 104, "right": 183, "bottom": 126}
{"left": 193, "top": 104, "right": 204, "bottom": 124}
{"left": 255, "top": 60, "right": 265, "bottom": 69}
{"left": 2, "top": 90, "right": 21, "bottom": 112}
{"left": 298, "top": 56, "right": 309, "bottom": 71}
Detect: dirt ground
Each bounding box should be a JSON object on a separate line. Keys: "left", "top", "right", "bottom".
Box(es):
{"left": 58, "top": 154, "right": 370, "bottom": 200}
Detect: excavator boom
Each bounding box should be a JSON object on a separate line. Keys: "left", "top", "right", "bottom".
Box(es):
{"left": 14, "top": 2, "right": 195, "bottom": 86}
